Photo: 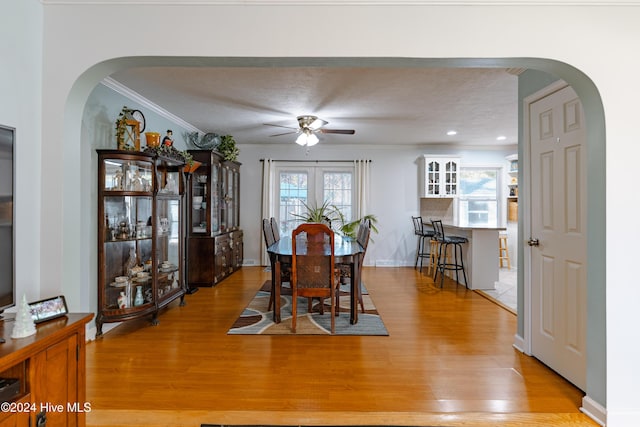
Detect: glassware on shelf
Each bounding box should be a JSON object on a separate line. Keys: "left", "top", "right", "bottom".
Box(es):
{"left": 134, "top": 286, "right": 144, "bottom": 306}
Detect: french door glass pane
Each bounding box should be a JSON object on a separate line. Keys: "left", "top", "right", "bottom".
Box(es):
{"left": 324, "top": 172, "right": 352, "bottom": 223}
{"left": 279, "top": 171, "right": 308, "bottom": 236}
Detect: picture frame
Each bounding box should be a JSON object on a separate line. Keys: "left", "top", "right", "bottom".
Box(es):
{"left": 28, "top": 295, "right": 68, "bottom": 324}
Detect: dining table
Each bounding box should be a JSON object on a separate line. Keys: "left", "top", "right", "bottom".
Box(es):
{"left": 267, "top": 234, "right": 364, "bottom": 325}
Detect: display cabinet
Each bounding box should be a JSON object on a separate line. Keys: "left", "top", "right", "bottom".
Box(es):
{"left": 96, "top": 150, "right": 186, "bottom": 337}
{"left": 420, "top": 155, "right": 460, "bottom": 197}
{"left": 186, "top": 150, "right": 242, "bottom": 287}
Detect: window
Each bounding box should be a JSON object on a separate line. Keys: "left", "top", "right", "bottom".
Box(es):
{"left": 458, "top": 167, "right": 501, "bottom": 226}
{"left": 274, "top": 164, "right": 353, "bottom": 236}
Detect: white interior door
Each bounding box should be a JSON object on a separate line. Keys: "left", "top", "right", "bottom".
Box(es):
{"left": 529, "top": 84, "right": 587, "bottom": 390}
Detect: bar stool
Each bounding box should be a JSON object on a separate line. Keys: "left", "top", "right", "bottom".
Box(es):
{"left": 499, "top": 233, "right": 511, "bottom": 269}
{"left": 412, "top": 216, "right": 435, "bottom": 273}
{"left": 431, "top": 219, "right": 468, "bottom": 288}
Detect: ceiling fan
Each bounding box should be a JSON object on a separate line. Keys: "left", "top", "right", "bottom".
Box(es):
{"left": 265, "top": 115, "right": 355, "bottom": 146}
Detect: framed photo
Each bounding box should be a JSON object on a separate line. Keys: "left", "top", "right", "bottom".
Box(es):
{"left": 28, "top": 295, "right": 68, "bottom": 324}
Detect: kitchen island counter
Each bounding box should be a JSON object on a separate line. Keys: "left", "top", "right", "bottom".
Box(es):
{"left": 435, "top": 221, "right": 506, "bottom": 290}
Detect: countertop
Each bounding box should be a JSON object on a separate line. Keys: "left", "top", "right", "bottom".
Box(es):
{"left": 440, "top": 221, "right": 506, "bottom": 231}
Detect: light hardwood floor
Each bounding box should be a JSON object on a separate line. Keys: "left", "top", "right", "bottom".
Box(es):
{"left": 85, "top": 266, "right": 598, "bottom": 427}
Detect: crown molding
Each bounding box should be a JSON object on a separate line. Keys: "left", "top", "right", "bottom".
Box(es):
{"left": 101, "top": 77, "right": 202, "bottom": 135}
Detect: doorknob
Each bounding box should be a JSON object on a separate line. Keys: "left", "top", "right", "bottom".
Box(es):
{"left": 527, "top": 238, "right": 540, "bottom": 247}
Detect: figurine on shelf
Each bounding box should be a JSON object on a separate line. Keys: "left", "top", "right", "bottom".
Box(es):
{"left": 113, "top": 169, "right": 124, "bottom": 190}
{"left": 117, "top": 291, "right": 128, "bottom": 309}
{"left": 117, "top": 220, "right": 130, "bottom": 240}
{"left": 162, "top": 129, "right": 174, "bottom": 146}
{"left": 131, "top": 169, "right": 143, "bottom": 191}
{"left": 126, "top": 247, "right": 137, "bottom": 276}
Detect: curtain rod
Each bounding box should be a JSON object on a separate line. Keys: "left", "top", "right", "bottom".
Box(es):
{"left": 259, "top": 159, "right": 372, "bottom": 163}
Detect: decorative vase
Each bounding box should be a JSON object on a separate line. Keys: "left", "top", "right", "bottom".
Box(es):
{"left": 134, "top": 286, "right": 144, "bottom": 306}
{"left": 145, "top": 132, "right": 161, "bottom": 148}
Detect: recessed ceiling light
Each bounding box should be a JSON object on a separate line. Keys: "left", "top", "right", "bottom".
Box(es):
{"left": 496, "top": 136, "right": 507, "bottom": 141}
{"left": 447, "top": 130, "right": 457, "bottom": 136}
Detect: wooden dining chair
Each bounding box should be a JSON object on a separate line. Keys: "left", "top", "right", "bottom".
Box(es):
{"left": 354, "top": 219, "right": 371, "bottom": 312}
{"left": 270, "top": 217, "right": 280, "bottom": 242}
{"left": 263, "top": 218, "right": 276, "bottom": 248}
{"left": 291, "top": 223, "right": 337, "bottom": 334}
{"left": 262, "top": 218, "right": 277, "bottom": 310}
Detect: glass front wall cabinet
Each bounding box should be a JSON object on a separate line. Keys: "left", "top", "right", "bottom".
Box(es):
{"left": 186, "top": 150, "right": 242, "bottom": 287}
{"left": 420, "top": 155, "right": 460, "bottom": 198}
{"left": 96, "top": 150, "right": 186, "bottom": 337}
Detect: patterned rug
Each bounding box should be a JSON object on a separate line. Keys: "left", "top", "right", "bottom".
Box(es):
{"left": 227, "top": 280, "right": 388, "bottom": 335}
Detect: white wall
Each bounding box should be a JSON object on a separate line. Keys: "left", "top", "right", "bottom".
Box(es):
{"left": 0, "top": 0, "right": 42, "bottom": 304}
{"left": 26, "top": 1, "right": 640, "bottom": 425}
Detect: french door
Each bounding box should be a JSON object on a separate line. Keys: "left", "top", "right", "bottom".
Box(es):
{"left": 273, "top": 163, "right": 353, "bottom": 237}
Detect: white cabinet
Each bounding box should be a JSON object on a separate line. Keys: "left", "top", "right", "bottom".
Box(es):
{"left": 420, "top": 155, "right": 460, "bottom": 197}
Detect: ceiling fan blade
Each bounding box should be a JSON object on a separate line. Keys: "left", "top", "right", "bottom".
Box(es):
{"left": 264, "top": 123, "right": 298, "bottom": 130}
{"left": 320, "top": 129, "right": 356, "bottom": 135}
{"left": 269, "top": 131, "right": 298, "bottom": 137}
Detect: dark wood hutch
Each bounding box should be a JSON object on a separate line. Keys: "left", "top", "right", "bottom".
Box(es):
{"left": 186, "top": 149, "right": 242, "bottom": 287}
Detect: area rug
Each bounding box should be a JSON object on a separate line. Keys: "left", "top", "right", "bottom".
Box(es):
{"left": 227, "top": 280, "right": 388, "bottom": 335}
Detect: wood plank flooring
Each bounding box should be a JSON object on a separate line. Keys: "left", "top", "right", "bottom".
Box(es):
{"left": 85, "top": 266, "right": 598, "bottom": 427}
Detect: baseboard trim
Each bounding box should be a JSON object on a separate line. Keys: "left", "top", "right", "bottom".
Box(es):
{"left": 581, "top": 395, "right": 606, "bottom": 426}
{"left": 512, "top": 333, "right": 526, "bottom": 353}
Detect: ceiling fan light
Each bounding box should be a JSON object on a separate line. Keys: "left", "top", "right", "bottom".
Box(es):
{"left": 306, "top": 133, "right": 319, "bottom": 146}
{"left": 295, "top": 133, "right": 307, "bottom": 146}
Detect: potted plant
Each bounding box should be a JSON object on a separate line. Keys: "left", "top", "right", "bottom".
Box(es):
{"left": 333, "top": 209, "right": 379, "bottom": 241}
{"left": 217, "top": 134, "right": 240, "bottom": 161}
{"left": 291, "top": 200, "right": 339, "bottom": 224}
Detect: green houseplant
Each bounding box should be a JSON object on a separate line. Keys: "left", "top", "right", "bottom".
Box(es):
{"left": 291, "top": 200, "right": 339, "bottom": 224}
{"left": 292, "top": 200, "right": 378, "bottom": 240}
{"left": 217, "top": 134, "right": 240, "bottom": 161}
{"left": 333, "top": 209, "right": 379, "bottom": 241}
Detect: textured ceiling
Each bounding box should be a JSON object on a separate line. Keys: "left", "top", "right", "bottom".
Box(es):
{"left": 110, "top": 66, "right": 518, "bottom": 147}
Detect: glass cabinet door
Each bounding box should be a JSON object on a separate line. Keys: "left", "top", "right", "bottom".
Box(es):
{"left": 211, "top": 162, "right": 220, "bottom": 233}
{"left": 100, "top": 155, "right": 154, "bottom": 312}
{"left": 232, "top": 167, "right": 240, "bottom": 229}
{"left": 444, "top": 160, "right": 458, "bottom": 196}
{"left": 227, "top": 166, "right": 235, "bottom": 229}
{"left": 103, "top": 195, "right": 154, "bottom": 310}
{"left": 155, "top": 197, "right": 182, "bottom": 301}
{"left": 103, "top": 158, "right": 153, "bottom": 193}
{"left": 220, "top": 164, "right": 228, "bottom": 232}
{"left": 191, "top": 168, "right": 208, "bottom": 234}
{"left": 427, "top": 161, "right": 440, "bottom": 196}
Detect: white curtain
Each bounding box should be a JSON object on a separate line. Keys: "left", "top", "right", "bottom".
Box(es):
{"left": 354, "top": 159, "right": 371, "bottom": 219}
{"left": 261, "top": 159, "right": 275, "bottom": 266}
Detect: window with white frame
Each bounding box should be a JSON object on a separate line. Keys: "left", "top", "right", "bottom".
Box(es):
{"left": 458, "top": 167, "right": 501, "bottom": 226}
{"left": 274, "top": 164, "right": 354, "bottom": 237}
